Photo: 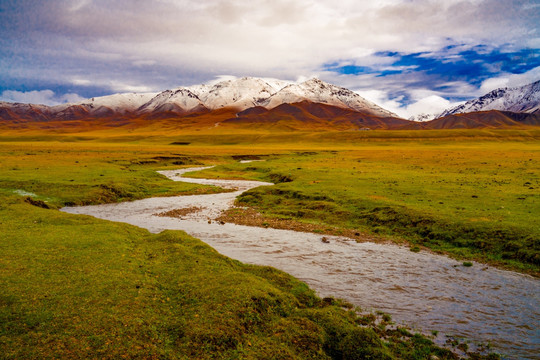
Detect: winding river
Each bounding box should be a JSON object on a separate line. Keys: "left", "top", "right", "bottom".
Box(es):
{"left": 62, "top": 166, "right": 540, "bottom": 359}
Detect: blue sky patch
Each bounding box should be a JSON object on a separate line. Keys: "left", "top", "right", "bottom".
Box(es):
{"left": 326, "top": 47, "right": 540, "bottom": 88}
{"left": 323, "top": 63, "right": 376, "bottom": 75}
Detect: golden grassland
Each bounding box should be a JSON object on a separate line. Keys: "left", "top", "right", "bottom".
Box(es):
{"left": 171, "top": 131, "right": 539, "bottom": 274}
{"left": 1, "top": 129, "right": 537, "bottom": 358}
{"left": 1, "top": 130, "right": 538, "bottom": 273}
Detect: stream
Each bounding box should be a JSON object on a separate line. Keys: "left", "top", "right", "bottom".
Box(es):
{"left": 62, "top": 166, "right": 540, "bottom": 359}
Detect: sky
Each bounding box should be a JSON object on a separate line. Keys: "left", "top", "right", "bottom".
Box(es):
{"left": 0, "top": 0, "right": 539, "bottom": 118}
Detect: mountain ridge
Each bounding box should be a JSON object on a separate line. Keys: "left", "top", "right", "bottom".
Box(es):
{"left": 1, "top": 78, "right": 539, "bottom": 132}
{"left": 439, "top": 80, "right": 540, "bottom": 117}
{"left": 0, "top": 77, "right": 399, "bottom": 120}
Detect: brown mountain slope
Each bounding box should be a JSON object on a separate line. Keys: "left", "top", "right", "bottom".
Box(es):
{"left": 0, "top": 103, "right": 51, "bottom": 122}
{"left": 225, "top": 101, "right": 414, "bottom": 130}
{"left": 424, "top": 110, "right": 540, "bottom": 129}
{"left": 2, "top": 100, "right": 540, "bottom": 134}
{"left": 0, "top": 101, "right": 414, "bottom": 132}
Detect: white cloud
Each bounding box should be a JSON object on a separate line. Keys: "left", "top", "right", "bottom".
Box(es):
{"left": 1, "top": 90, "right": 55, "bottom": 105}
{"left": 357, "top": 67, "right": 540, "bottom": 118}
{"left": 479, "top": 66, "right": 540, "bottom": 94}
{"left": 68, "top": 0, "right": 92, "bottom": 12}
{"left": 71, "top": 77, "right": 155, "bottom": 93}
{"left": 356, "top": 89, "right": 404, "bottom": 117}
{"left": 1, "top": 0, "right": 538, "bottom": 112}
{"left": 479, "top": 78, "right": 510, "bottom": 94}
{"left": 3, "top": 0, "right": 538, "bottom": 86}
{"left": 108, "top": 81, "right": 153, "bottom": 93}
{"left": 61, "top": 93, "right": 86, "bottom": 103}
{"left": 403, "top": 96, "right": 463, "bottom": 119}
{"left": 72, "top": 78, "right": 92, "bottom": 86}
{"left": 132, "top": 60, "right": 157, "bottom": 67}
{"left": 356, "top": 88, "right": 465, "bottom": 119}
{"left": 0, "top": 90, "right": 85, "bottom": 106}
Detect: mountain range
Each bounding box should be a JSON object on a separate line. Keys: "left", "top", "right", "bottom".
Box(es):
{"left": 1, "top": 77, "right": 539, "bottom": 132}
{"left": 439, "top": 80, "right": 540, "bottom": 117}
{"left": 0, "top": 78, "right": 395, "bottom": 120}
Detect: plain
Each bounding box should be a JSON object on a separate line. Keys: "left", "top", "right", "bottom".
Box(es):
{"left": 1, "top": 130, "right": 537, "bottom": 359}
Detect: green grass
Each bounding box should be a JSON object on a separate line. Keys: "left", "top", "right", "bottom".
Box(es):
{"left": 0, "top": 196, "right": 355, "bottom": 358}
{"left": 0, "top": 140, "right": 484, "bottom": 359}
{"left": 0, "top": 142, "right": 227, "bottom": 207}
{"left": 6, "top": 137, "right": 534, "bottom": 274}
{"left": 190, "top": 141, "right": 540, "bottom": 274}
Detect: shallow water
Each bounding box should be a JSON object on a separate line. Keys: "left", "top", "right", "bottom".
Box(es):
{"left": 62, "top": 167, "right": 540, "bottom": 359}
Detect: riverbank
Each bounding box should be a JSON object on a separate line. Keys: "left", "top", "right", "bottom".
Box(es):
{"left": 1, "top": 137, "right": 537, "bottom": 358}
{"left": 0, "top": 143, "right": 491, "bottom": 359}
{"left": 63, "top": 166, "right": 539, "bottom": 359}
{"left": 7, "top": 195, "right": 450, "bottom": 359}
{"left": 187, "top": 143, "right": 539, "bottom": 276}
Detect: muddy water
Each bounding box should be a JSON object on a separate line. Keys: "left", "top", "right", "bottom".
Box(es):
{"left": 62, "top": 167, "right": 539, "bottom": 359}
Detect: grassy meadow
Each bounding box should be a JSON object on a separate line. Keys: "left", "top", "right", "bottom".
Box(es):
{"left": 186, "top": 132, "right": 540, "bottom": 274}
{"left": 1, "top": 129, "right": 538, "bottom": 358}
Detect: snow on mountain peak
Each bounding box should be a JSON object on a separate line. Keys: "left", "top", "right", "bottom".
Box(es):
{"left": 261, "top": 78, "right": 398, "bottom": 117}
{"left": 439, "top": 80, "right": 540, "bottom": 117}
{"left": 45, "top": 92, "right": 159, "bottom": 115}
{"left": 138, "top": 88, "right": 205, "bottom": 113}
{"left": 0, "top": 77, "right": 400, "bottom": 118}
{"left": 140, "top": 77, "right": 397, "bottom": 116}
{"left": 196, "top": 77, "right": 282, "bottom": 110}
{"left": 78, "top": 92, "right": 158, "bottom": 112}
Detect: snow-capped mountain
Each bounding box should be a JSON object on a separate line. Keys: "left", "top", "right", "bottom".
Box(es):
{"left": 0, "top": 102, "right": 52, "bottom": 121}
{"left": 137, "top": 89, "right": 205, "bottom": 114}
{"left": 439, "top": 80, "right": 540, "bottom": 117}
{"left": 132, "top": 77, "right": 290, "bottom": 113}
{"left": 261, "top": 78, "right": 397, "bottom": 117}
{"left": 187, "top": 77, "right": 287, "bottom": 110}
{"left": 139, "top": 77, "right": 397, "bottom": 116}
{"left": 71, "top": 92, "right": 158, "bottom": 114}
{"left": 0, "top": 77, "right": 400, "bottom": 120}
